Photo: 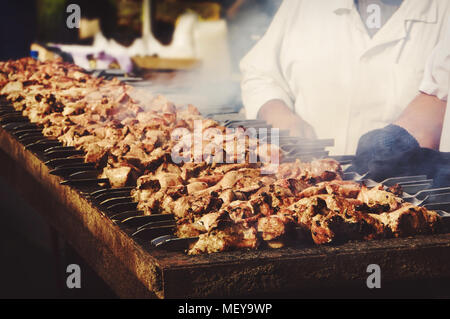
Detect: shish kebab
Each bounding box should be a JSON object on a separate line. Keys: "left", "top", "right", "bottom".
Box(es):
{"left": 0, "top": 58, "right": 440, "bottom": 254}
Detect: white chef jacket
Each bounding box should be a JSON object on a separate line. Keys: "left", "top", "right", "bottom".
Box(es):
{"left": 240, "top": 0, "right": 450, "bottom": 155}
{"left": 441, "top": 89, "right": 450, "bottom": 152}
{"left": 419, "top": 18, "right": 450, "bottom": 152}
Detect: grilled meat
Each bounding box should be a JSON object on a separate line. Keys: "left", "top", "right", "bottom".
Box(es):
{"left": 257, "top": 213, "right": 296, "bottom": 242}
{"left": 188, "top": 221, "right": 259, "bottom": 255}
{"left": 0, "top": 58, "right": 440, "bottom": 255}
{"left": 357, "top": 184, "right": 403, "bottom": 213}
{"left": 102, "top": 166, "right": 133, "bottom": 188}
{"left": 369, "top": 204, "right": 440, "bottom": 237}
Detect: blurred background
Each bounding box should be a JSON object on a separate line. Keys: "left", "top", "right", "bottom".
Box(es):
{"left": 0, "top": 0, "right": 282, "bottom": 113}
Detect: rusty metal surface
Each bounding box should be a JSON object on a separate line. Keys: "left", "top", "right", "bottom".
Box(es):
{"left": 2, "top": 125, "right": 450, "bottom": 298}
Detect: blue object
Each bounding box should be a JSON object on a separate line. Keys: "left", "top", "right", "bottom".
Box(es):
{"left": 353, "top": 124, "right": 450, "bottom": 187}
{"left": 30, "top": 50, "right": 38, "bottom": 59}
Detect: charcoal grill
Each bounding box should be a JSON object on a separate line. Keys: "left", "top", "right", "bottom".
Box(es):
{"left": 2, "top": 99, "right": 450, "bottom": 298}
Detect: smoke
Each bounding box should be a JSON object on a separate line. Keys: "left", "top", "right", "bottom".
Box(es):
{"left": 53, "top": 2, "right": 281, "bottom": 116}
{"left": 129, "top": 2, "right": 281, "bottom": 115}
{"left": 139, "top": 70, "right": 241, "bottom": 114}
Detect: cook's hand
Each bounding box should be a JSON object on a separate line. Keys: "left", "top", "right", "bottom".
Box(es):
{"left": 257, "top": 99, "right": 317, "bottom": 139}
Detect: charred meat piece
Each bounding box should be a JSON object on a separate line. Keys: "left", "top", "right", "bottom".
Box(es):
{"left": 289, "top": 195, "right": 331, "bottom": 230}
{"left": 310, "top": 209, "right": 386, "bottom": 245}
{"left": 188, "top": 222, "right": 258, "bottom": 255}
{"left": 357, "top": 184, "right": 403, "bottom": 213}
{"left": 176, "top": 211, "right": 230, "bottom": 238}
{"left": 298, "top": 180, "right": 361, "bottom": 199}
{"left": 102, "top": 166, "right": 132, "bottom": 188}
{"left": 85, "top": 144, "right": 108, "bottom": 166}
{"left": 387, "top": 184, "right": 403, "bottom": 197}
{"left": 257, "top": 213, "right": 296, "bottom": 243}
{"left": 172, "top": 193, "right": 224, "bottom": 219}
{"left": 275, "top": 159, "right": 342, "bottom": 182}
{"left": 369, "top": 204, "right": 439, "bottom": 237}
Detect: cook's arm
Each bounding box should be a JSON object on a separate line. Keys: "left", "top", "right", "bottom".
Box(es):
{"left": 395, "top": 20, "right": 450, "bottom": 150}
{"left": 240, "top": 0, "right": 294, "bottom": 119}
{"left": 239, "top": 0, "right": 315, "bottom": 138}
{"left": 394, "top": 93, "right": 446, "bottom": 150}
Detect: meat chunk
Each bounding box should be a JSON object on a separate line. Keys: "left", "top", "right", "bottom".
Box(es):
{"left": 187, "top": 181, "right": 208, "bottom": 194}
{"left": 298, "top": 180, "right": 361, "bottom": 199}
{"left": 370, "top": 204, "right": 439, "bottom": 237}
{"left": 275, "top": 159, "right": 343, "bottom": 182}
{"left": 103, "top": 166, "right": 132, "bottom": 188}
{"left": 85, "top": 143, "right": 107, "bottom": 165}
{"left": 188, "top": 223, "right": 258, "bottom": 255}
{"left": 1, "top": 81, "right": 23, "bottom": 94}
{"left": 257, "top": 213, "right": 295, "bottom": 242}
{"left": 357, "top": 185, "right": 403, "bottom": 213}
{"left": 172, "top": 193, "right": 223, "bottom": 219}
{"left": 310, "top": 209, "right": 385, "bottom": 245}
